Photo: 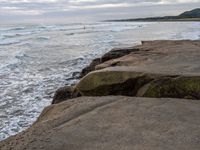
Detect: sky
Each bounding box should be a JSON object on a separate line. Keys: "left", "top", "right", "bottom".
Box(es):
{"left": 0, "top": 0, "right": 200, "bottom": 24}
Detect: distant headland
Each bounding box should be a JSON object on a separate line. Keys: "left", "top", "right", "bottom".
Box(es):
{"left": 105, "top": 8, "right": 200, "bottom": 22}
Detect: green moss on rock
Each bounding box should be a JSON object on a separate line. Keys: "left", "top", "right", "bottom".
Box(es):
{"left": 141, "top": 76, "right": 200, "bottom": 99}
{"left": 76, "top": 67, "right": 200, "bottom": 100}
{"left": 76, "top": 69, "right": 158, "bottom": 96}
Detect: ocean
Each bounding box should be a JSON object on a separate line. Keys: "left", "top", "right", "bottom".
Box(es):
{"left": 0, "top": 22, "right": 200, "bottom": 140}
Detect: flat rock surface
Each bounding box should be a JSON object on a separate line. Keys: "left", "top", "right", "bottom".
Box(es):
{"left": 96, "top": 40, "right": 200, "bottom": 75}
{"left": 1, "top": 96, "right": 200, "bottom": 150}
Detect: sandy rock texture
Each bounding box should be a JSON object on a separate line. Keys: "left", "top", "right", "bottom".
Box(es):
{"left": 1, "top": 96, "right": 200, "bottom": 150}
{"left": 76, "top": 40, "right": 200, "bottom": 99}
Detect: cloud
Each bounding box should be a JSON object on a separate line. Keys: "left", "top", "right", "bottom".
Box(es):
{"left": 0, "top": 0, "right": 58, "bottom": 3}
{"left": 0, "top": 0, "right": 199, "bottom": 23}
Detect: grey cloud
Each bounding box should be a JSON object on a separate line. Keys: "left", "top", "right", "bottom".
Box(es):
{"left": 0, "top": 0, "right": 199, "bottom": 23}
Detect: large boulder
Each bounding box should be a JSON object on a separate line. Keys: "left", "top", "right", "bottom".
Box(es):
{"left": 75, "top": 40, "right": 200, "bottom": 100}
{"left": 52, "top": 86, "right": 75, "bottom": 104}
{"left": 76, "top": 67, "right": 200, "bottom": 99}
{"left": 96, "top": 40, "right": 200, "bottom": 73}
{"left": 80, "top": 47, "right": 139, "bottom": 77}
{"left": 76, "top": 68, "right": 156, "bottom": 96}
{"left": 1, "top": 96, "right": 200, "bottom": 150}
{"left": 80, "top": 58, "right": 101, "bottom": 78}
{"left": 101, "top": 47, "right": 139, "bottom": 62}
{"left": 137, "top": 76, "right": 200, "bottom": 99}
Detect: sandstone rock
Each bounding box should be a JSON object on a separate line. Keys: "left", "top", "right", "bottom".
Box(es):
{"left": 80, "top": 47, "right": 139, "bottom": 77}
{"left": 76, "top": 67, "right": 200, "bottom": 99}
{"left": 52, "top": 86, "right": 75, "bottom": 104}
{"left": 80, "top": 58, "right": 101, "bottom": 77}
{"left": 76, "top": 68, "right": 156, "bottom": 96}
{"left": 75, "top": 40, "right": 200, "bottom": 100}
{"left": 137, "top": 76, "right": 200, "bottom": 99}
{"left": 1, "top": 96, "right": 200, "bottom": 150}
{"left": 101, "top": 47, "right": 139, "bottom": 62}
{"left": 95, "top": 40, "right": 200, "bottom": 74}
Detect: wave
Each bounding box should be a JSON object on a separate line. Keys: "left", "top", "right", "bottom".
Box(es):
{"left": 36, "top": 36, "right": 50, "bottom": 40}
{"left": 65, "top": 33, "right": 75, "bottom": 36}
{"left": 65, "top": 30, "right": 101, "bottom": 36}
{"left": 0, "top": 39, "right": 21, "bottom": 46}
{"left": 0, "top": 24, "right": 101, "bottom": 40}
{"left": 0, "top": 51, "right": 30, "bottom": 72}
{"left": 0, "top": 26, "right": 26, "bottom": 32}
{"left": 59, "top": 57, "right": 84, "bottom": 66}
{"left": 15, "top": 52, "right": 30, "bottom": 60}
{"left": 10, "top": 27, "right": 26, "bottom": 31}
{"left": 2, "top": 32, "right": 33, "bottom": 39}
{"left": 64, "top": 25, "right": 141, "bottom": 36}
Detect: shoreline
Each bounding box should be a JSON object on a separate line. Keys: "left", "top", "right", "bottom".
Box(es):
{"left": 1, "top": 40, "right": 200, "bottom": 149}
{"left": 104, "top": 18, "right": 200, "bottom": 22}
{"left": 1, "top": 22, "right": 199, "bottom": 141}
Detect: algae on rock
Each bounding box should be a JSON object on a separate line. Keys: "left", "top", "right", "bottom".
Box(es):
{"left": 76, "top": 68, "right": 200, "bottom": 100}
{"left": 140, "top": 76, "right": 200, "bottom": 99}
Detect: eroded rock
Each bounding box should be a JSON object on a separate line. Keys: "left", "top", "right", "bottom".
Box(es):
{"left": 101, "top": 47, "right": 139, "bottom": 62}
{"left": 137, "top": 76, "right": 200, "bottom": 99}
{"left": 76, "top": 40, "right": 200, "bottom": 100}
{"left": 52, "top": 86, "right": 77, "bottom": 104}
{"left": 76, "top": 67, "right": 200, "bottom": 100}
{"left": 1, "top": 96, "right": 200, "bottom": 150}
{"left": 76, "top": 68, "right": 155, "bottom": 96}
{"left": 80, "top": 58, "right": 101, "bottom": 77}
{"left": 80, "top": 47, "right": 139, "bottom": 77}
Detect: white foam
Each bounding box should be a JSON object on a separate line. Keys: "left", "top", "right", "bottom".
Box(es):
{"left": 0, "top": 39, "right": 21, "bottom": 45}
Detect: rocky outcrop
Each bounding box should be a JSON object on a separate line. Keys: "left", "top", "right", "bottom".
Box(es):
{"left": 1, "top": 40, "right": 200, "bottom": 149}
{"left": 80, "top": 58, "right": 101, "bottom": 78}
{"left": 137, "top": 76, "right": 200, "bottom": 99}
{"left": 95, "top": 40, "right": 200, "bottom": 73}
{"left": 77, "top": 68, "right": 155, "bottom": 96}
{"left": 80, "top": 47, "right": 139, "bottom": 77}
{"left": 1, "top": 96, "right": 200, "bottom": 150}
{"left": 101, "top": 47, "right": 139, "bottom": 62}
{"left": 52, "top": 86, "right": 75, "bottom": 104}
{"left": 55, "top": 40, "right": 200, "bottom": 101}
{"left": 76, "top": 68, "right": 200, "bottom": 99}
{"left": 76, "top": 40, "right": 200, "bottom": 100}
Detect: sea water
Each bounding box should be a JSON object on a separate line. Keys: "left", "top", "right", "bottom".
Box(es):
{"left": 0, "top": 22, "right": 200, "bottom": 140}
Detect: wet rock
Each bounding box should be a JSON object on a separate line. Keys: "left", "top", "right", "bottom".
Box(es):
{"left": 137, "top": 76, "right": 200, "bottom": 99}
{"left": 76, "top": 67, "right": 200, "bottom": 100}
{"left": 72, "top": 71, "right": 81, "bottom": 79}
{"left": 52, "top": 86, "right": 75, "bottom": 104}
{"left": 76, "top": 68, "right": 154, "bottom": 96}
{"left": 101, "top": 47, "right": 139, "bottom": 62}
{"left": 80, "top": 47, "right": 139, "bottom": 77}
{"left": 80, "top": 58, "right": 101, "bottom": 78}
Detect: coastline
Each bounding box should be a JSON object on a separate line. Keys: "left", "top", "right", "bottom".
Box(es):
{"left": 1, "top": 40, "right": 200, "bottom": 149}
{"left": 105, "top": 18, "right": 200, "bottom": 22}
{"left": 1, "top": 22, "right": 200, "bottom": 141}
{"left": 105, "top": 8, "right": 200, "bottom": 22}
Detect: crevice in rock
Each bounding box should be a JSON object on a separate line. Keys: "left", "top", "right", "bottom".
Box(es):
{"left": 77, "top": 72, "right": 200, "bottom": 100}
{"left": 137, "top": 75, "right": 200, "bottom": 100}
{"left": 80, "top": 47, "right": 139, "bottom": 77}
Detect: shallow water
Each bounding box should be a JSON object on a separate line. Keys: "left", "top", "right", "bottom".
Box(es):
{"left": 0, "top": 22, "right": 200, "bottom": 140}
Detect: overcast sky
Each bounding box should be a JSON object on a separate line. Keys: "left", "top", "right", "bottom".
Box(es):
{"left": 0, "top": 0, "right": 200, "bottom": 24}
